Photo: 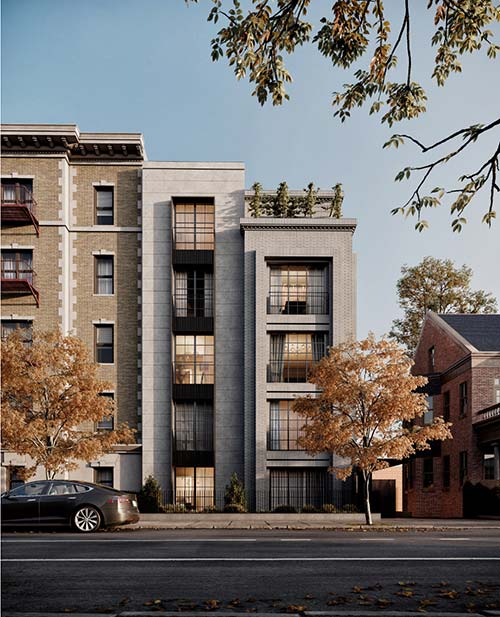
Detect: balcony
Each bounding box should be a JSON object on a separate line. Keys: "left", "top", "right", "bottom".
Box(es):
{"left": 1, "top": 260, "right": 39, "bottom": 306}
{"left": 1, "top": 184, "right": 39, "bottom": 236}
{"left": 267, "top": 291, "right": 329, "bottom": 315}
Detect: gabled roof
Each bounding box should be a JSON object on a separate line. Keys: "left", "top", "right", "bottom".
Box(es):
{"left": 438, "top": 314, "right": 500, "bottom": 352}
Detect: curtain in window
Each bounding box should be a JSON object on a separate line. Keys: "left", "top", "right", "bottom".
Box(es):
{"left": 269, "top": 401, "right": 280, "bottom": 449}
{"left": 270, "top": 334, "right": 285, "bottom": 382}
{"left": 97, "top": 258, "right": 113, "bottom": 295}
{"left": 312, "top": 333, "right": 326, "bottom": 362}
{"left": 2, "top": 253, "right": 16, "bottom": 278}
{"left": 204, "top": 272, "right": 213, "bottom": 317}
{"left": 175, "top": 271, "right": 188, "bottom": 316}
{"left": 2, "top": 185, "right": 15, "bottom": 202}
{"left": 307, "top": 269, "right": 326, "bottom": 314}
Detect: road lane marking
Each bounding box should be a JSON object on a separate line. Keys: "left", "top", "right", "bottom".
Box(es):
{"left": 1, "top": 538, "right": 259, "bottom": 543}
{"left": 280, "top": 538, "right": 311, "bottom": 541}
{"left": 439, "top": 537, "right": 471, "bottom": 541}
{"left": 3, "top": 557, "right": 500, "bottom": 562}
{"left": 359, "top": 538, "right": 395, "bottom": 541}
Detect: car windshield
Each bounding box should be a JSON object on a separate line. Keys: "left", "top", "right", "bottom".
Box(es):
{"left": 8, "top": 482, "right": 47, "bottom": 497}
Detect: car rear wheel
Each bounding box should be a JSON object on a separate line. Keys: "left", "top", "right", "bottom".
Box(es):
{"left": 72, "top": 506, "right": 101, "bottom": 532}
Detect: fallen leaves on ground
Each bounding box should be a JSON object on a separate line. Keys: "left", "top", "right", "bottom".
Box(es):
{"left": 203, "top": 599, "right": 221, "bottom": 611}
{"left": 286, "top": 604, "right": 306, "bottom": 613}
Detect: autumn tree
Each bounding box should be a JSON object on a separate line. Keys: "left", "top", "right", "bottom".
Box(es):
{"left": 293, "top": 334, "right": 451, "bottom": 524}
{"left": 1, "top": 329, "right": 135, "bottom": 480}
{"left": 190, "top": 0, "right": 500, "bottom": 230}
{"left": 390, "top": 256, "right": 498, "bottom": 356}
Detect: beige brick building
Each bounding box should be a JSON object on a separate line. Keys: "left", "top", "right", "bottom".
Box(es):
{"left": 1, "top": 125, "right": 144, "bottom": 491}
{"left": 1, "top": 124, "right": 359, "bottom": 510}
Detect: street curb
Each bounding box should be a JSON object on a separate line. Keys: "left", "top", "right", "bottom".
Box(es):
{"left": 2, "top": 612, "right": 495, "bottom": 617}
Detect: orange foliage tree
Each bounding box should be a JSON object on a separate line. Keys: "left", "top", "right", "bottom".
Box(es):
{"left": 1, "top": 329, "right": 134, "bottom": 480}
{"left": 293, "top": 334, "right": 451, "bottom": 524}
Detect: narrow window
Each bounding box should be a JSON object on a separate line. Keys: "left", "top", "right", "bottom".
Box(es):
{"left": 174, "top": 201, "right": 214, "bottom": 250}
{"left": 95, "top": 187, "right": 114, "bottom": 225}
{"left": 494, "top": 378, "right": 500, "bottom": 405}
{"left": 428, "top": 346, "right": 435, "bottom": 372}
{"left": 95, "top": 467, "right": 114, "bottom": 488}
{"left": 459, "top": 382, "right": 468, "bottom": 417}
{"left": 95, "top": 256, "right": 114, "bottom": 295}
{"left": 174, "top": 335, "right": 214, "bottom": 384}
{"left": 484, "top": 453, "right": 495, "bottom": 480}
{"left": 459, "top": 451, "right": 468, "bottom": 485}
{"left": 97, "top": 393, "right": 115, "bottom": 431}
{"left": 95, "top": 325, "right": 114, "bottom": 364}
{"left": 423, "top": 458, "right": 434, "bottom": 488}
{"left": 443, "top": 391, "right": 450, "bottom": 422}
{"left": 442, "top": 455, "right": 450, "bottom": 489}
{"left": 423, "top": 396, "right": 434, "bottom": 425}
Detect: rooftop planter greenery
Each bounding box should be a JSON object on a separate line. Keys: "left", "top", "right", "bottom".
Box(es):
{"left": 248, "top": 181, "right": 344, "bottom": 218}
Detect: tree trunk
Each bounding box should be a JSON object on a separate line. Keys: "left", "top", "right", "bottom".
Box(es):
{"left": 363, "top": 472, "right": 373, "bottom": 525}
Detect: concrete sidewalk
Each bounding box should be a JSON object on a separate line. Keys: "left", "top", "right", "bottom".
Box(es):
{"left": 5, "top": 611, "right": 500, "bottom": 617}
{"left": 128, "top": 513, "right": 500, "bottom": 530}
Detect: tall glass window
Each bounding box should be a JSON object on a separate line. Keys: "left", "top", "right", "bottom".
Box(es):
{"left": 270, "top": 469, "right": 329, "bottom": 509}
{"left": 268, "top": 400, "right": 307, "bottom": 450}
{"left": 174, "top": 270, "right": 213, "bottom": 317}
{"left": 174, "top": 335, "right": 214, "bottom": 384}
{"left": 268, "top": 265, "right": 328, "bottom": 314}
{"left": 423, "top": 396, "right": 434, "bottom": 425}
{"left": 268, "top": 332, "right": 327, "bottom": 383}
{"left": 174, "top": 202, "right": 214, "bottom": 250}
{"left": 174, "top": 402, "right": 213, "bottom": 451}
{"left": 175, "top": 467, "right": 214, "bottom": 510}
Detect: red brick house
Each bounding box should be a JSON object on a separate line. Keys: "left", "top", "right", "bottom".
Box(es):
{"left": 404, "top": 312, "right": 500, "bottom": 518}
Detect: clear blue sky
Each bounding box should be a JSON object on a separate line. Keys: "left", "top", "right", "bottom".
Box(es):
{"left": 2, "top": 0, "right": 499, "bottom": 338}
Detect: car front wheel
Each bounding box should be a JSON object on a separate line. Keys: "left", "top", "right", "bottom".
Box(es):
{"left": 72, "top": 506, "right": 101, "bottom": 533}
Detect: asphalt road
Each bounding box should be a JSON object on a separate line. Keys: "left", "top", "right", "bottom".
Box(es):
{"left": 2, "top": 528, "right": 500, "bottom": 614}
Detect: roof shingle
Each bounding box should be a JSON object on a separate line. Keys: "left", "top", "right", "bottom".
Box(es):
{"left": 439, "top": 314, "right": 500, "bottom": 351}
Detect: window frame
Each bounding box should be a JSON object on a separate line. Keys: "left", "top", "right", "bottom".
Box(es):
{"left": 94, "top": 186, "right": 114, "bottom": 226}
{"left": 1, "top": 320, "right": 33, "bottom": 345}
{"left": 174, "top": 335, "right": 214, "bottom": 385}
{"left": 268, "top": 400, "right": 308, "bottom": 451}
{"left": 459, "top": 450, "right": 468, "bottom": 485}
{"left": 94, "top": 467, "right": 114, "bottom": 488}
{"left": 443, "top": 390, "right": 450, "bottom": 422}
{"left": 459, "top": 381, "right": 468, "bottom": 418}
{"left": 97, "top": 392, "right": 115, "bottom": 431}
{"left": 442, "top": 455, "right": 450, "bottom": 489}
{"left": 422, "top": 457, "right": 434, "bottom": 489}
{"left": 1, "top": 249, "right": 34, "bottom": 282}
{"left": 267, "top": 264, "right": 329, "bottom": 315}
{"left": 173, "top": 200, "right": 215, "bottom": 251}
{"left": 94, "top": 255, "right": 114, "bottom": 295}
{"left": 95, "top": 324, "right": 114, "bottom": 364}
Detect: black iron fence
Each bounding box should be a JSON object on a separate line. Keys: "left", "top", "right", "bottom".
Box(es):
{"left": 158, "top": 488, "right": 355, "bottom": 513}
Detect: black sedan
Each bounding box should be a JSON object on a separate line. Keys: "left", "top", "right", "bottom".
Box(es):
{"left": 1, "top": 480, "right": 140, "bottom": 532}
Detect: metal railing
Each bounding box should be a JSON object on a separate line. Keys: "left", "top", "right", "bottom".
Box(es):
{"left": 267, "top": 359, "right": 321, "bottom": 383}
{"left": 1, "top": 183, "right": 36, "bottom": 211}
{"left": 1, "top": 259, "right": 35, "bottom": 285}
{"left": 173, "top": 293, "right": 213, "bottom": 317}
{"left": 158, "top": 488, "right": 352, "bottom": 513}
{"left": 172, "top": 362, "right": 214, "bottom": 385}
{"left": 267, "top": 291, "right": 329, "bottom": 315}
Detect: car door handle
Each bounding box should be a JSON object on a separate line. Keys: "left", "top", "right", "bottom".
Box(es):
{"left": 27, "top": 499, "right": 36, "bottom": 502}
{"left": 67, "top": 497, "right": 76, "bottom": 500}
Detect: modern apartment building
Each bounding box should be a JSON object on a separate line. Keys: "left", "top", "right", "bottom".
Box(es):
{"left": 404, "top": 312, "right": 500, "bottom": 517}
{"left": 1, "top": 124, "right": 358, "bottom": 510}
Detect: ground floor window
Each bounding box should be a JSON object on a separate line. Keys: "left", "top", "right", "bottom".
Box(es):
{"left": 270, "top": 468, "right": 329, "bottom": 510}
{"left": 95, "top": 467, "right": 114, "bottom": 488}
{"left": 422, "top": 457, "right": 434, "bottom": 488}
{"left": 175, "top": 467, "right": 214, "bottom": 511}
{"left": 484, "top": 452, "right": 495, "bottom": 480}
{"left": 8, "top": 466, "right": 25, "bottom": 490}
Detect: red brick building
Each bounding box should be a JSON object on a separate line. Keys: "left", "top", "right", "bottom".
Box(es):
{"left": 404, "top": 312, "right": 500, "bottom": 518}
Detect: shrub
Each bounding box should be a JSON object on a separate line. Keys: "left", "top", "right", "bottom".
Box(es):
{"left": 138, "top": 475, "right": 162, "bottom": 513}
{"left": 301, "top": 504, "right": 319, "bottom": 513}
{"left": 342, "top": 503, "right": 360, "bottom": 513}
{"left": 160, "top": 503, "right": 187, "bottom": 513}
{"left": 202, "top": 505, "right": 219, "bottom": 513}
{"left": 321, "top": 503, "right": 339, "bottom": 513}
{"left": 224, "top": 472, "right": 247, "bottom": 512}
{"left": 223, "top": 503, "right": 246, "bottom": 513}
{"left": 273, "top": 505, "right": 298, "bottom": 513}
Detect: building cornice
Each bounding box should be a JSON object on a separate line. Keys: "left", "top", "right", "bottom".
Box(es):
{"left": 240, "top": 217, "right": 357, "bottom": 233}
{"left": 1, "top": 123, "right": 146, "bottom": 162}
